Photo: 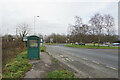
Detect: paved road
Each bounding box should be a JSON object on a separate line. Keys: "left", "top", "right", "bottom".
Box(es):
{"left": 46, "top": 44, "right": 118, "bottom": 78}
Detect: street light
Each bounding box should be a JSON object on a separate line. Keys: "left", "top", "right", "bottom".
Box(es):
{"left": 34, "top": 16, "right": 39, "bottom": 35}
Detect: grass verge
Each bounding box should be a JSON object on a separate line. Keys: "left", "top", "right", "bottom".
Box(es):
{"left": 44, "top": 43, "right": 56, "bottom": 45}
{"left": 46, "top": 69, "right": 77, "bottom": 78}
{"left": 42, "top": 46, "right": 77, "bottom": 79}
{"left": 40, "top": 46, "right": 46, "bottom": 52}
{"left": 65, "top": 44, "right": 119, "bottom": 49}
{"left": 54, "top": 59, "right": 58, "bottom": 63}
{"left": 2, "top": 50, "right": 33, "bottom": 78}
{"left": 2, "top": 48, "right": 24, "bottom": 68}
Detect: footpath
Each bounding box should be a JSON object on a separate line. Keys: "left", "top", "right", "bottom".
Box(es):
{"left": 24, "top": 52, "right": 63, "bottom": 78}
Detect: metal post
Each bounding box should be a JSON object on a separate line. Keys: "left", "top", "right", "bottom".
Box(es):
{"left": 24, "top": 42, "right": 26, "bottom": 48}
{"left": 34, "top": 16, "right": 35, "bottom": 35}
{"left": 34, "top": 16, "right": 39, "bottom": 35}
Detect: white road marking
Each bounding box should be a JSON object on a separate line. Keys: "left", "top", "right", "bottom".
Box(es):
{"left": 92, "top": 61, "right": 99, "bottom": 64}
{"left": 106, "top": 66, "right": 117, "bottom": 70}
{"left": 82, "top": 58, "right": 88, "bottom": 60}
{"left": 65, "top": 58, "right": 69, "bottom": 61}
{"left": 60, "top": 55, "right": 63, "bottom": 57}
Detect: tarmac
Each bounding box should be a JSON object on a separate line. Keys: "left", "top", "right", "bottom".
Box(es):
{"left": 24, "top": 52, "right": 63, "bottom": 78}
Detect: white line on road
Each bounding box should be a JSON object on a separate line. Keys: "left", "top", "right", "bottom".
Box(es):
{"left": 82, "top": 58, "right": 88, "bottom": 60}
{"left": 62, "top": 58, "right": 66, "bottom": 61}
{"left": 60, "top": 55, "right": 63, "bottom": 57}
{"left": 92, "top": 60, "right": 100, "bottom": 64}
{"left": 106, "top": 66, "right": 117, "bottom": 70}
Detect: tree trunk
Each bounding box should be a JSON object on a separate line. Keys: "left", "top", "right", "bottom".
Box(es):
{"left": 98, "top": 39, "right": 100, "bottom": 47}
{"left": 93, "top": 42, "right": 95, "bottom": 46}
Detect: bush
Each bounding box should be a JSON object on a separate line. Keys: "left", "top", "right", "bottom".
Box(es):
{"left": 2, "top": 36, "right": 25, "bottom": 68}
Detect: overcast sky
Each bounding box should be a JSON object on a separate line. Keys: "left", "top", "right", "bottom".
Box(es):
{"left": 1, "top": 0, "right": 119, "bottom": 36}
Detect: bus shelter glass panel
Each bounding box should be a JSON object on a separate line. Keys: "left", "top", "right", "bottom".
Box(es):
{"left": 29, "top": 40, "right": 38, "bottom": 48}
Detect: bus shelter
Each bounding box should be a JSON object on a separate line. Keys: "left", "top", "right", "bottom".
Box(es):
{"left": 27, "top": 35, "right": 40, "bottom": 59}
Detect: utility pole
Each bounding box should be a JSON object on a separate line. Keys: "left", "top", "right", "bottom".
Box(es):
{"left": 34, "top": 16, "right": 39, "bottom": 35}
{"left": 16, "top": 28, "right": 18, "bottom": 39}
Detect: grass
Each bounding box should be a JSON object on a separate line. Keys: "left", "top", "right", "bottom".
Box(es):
{"left": 46, "top": 69, "right": 77, "bottom": 78}
{"left": 44, "top": 43, "right": 56, "bottom": 45}
{"left": 2, "top": 50, "right": 33, "bottom": 78}
{"left": 85, "top": 43, "right": 100, "bottom": 46}
{"left": 2, "top": 48, "right": 24, "bottom": 68}
{"left": 54, "top": 59, "right": 58, "bottom": 63}
{"left": 40, "top": 46, "right": 46, "bottom": 52}
{"left": 41, "top": 45, "right": 77, "bottom": 79}
{"left": 65, "top": 44, "right": 119, "bottom": 49}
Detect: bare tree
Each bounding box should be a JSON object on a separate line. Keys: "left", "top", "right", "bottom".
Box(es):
{"left": 38, "top": 34, "right": 43, "bottom": 39}
{"left": 74, "top": 16, "right": 82, "bottom": 27}
{"left": 89, "top": 13, "right": 104, "bottom": 46}
{"left": 17, "top": 23, "right": 31, "bottom": 38}
{"left": 89, "top": 15, "right": 99, "bottom": 46}
{"left": 68, "top": 14, "right": 117, "bottom": 44}
{"left": 68, "top": 16, "right": 90, "bottom": 43}
{"left": 89, "top": 17, "right": 98, "bottom": 35}
{"left": 104, "top": 14, "right": 115, "bottom": 35}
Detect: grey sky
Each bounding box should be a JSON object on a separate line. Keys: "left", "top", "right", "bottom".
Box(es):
{"left": 1, "top": 0, "right": 118, "bottom": 36}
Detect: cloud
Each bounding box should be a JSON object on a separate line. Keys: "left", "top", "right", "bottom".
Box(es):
{"left": 1, "top": 0, "right": 118, "bottom": 35}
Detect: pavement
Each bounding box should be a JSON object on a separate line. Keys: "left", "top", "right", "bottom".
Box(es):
{"left": 24, "top": 52, "right": 63, "bottom": 79}
{"left": 45, "top": 45, "right": 118, "bottom": 78}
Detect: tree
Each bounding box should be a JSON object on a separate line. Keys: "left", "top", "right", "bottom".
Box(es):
{"left": 103, "top": 14, "right": 115, "bottom": 43}
{"left": 89, "top": 13, "right": 104, "bottom": 47}
{"left": 89, "top": 14, "right": 99, "bottom": 46}
{"left": 69, "top": 16, "right": 90, "bottom": 43}
{"left": 89, "top": 17, "right": 98, "bottom": 35}
{"left": 104, "top": 14, "right": 115, "bottom": 35}
{"left": 17, "top": 23, "right": 31, "bottom": 39}
{"left": 38, "top": 34, "right": 43, "bottom": 39}
{"left": 46, "top": 33, "right": 67, "bottom": 43}
{"left": 68, "top": 14, "right": 117, "bottom": 44}
{"left": 71, "top": 16, "right": 83, "bottom": 42}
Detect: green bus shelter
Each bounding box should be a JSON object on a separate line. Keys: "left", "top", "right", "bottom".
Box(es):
{"left": 27, "top": 35, "right": 40, "bottom": 59}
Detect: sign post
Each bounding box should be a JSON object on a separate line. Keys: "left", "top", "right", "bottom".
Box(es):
{"left": 23, "top": 37, "right": 27, "bottom": 48}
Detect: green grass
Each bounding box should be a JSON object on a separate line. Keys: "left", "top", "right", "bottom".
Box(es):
{"left": 65, "top": 44, "right": 119, "bottom": 49}
{"left": 2, "top": 48, "right": 24, "bottom": 68}
{"left": 85, "top": 43, "right": 100, "bottom": 46}
{"left": 46, "top": 70, "right": 77, "bottom": 78}
{"left": 54, "top": 59, "right": 58, "bottom": 63}
{"left": 2, "top": 50, "right": 33, "bottom": 78}
{"left": 44, "top": 43, "right": 56, "bottom": 45}
{"left": 40, "top": 46, "right": 46, "bottom": 52}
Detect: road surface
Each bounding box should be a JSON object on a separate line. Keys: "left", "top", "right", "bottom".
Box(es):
{"left": 45, "top": 44, "right": 118, "bottom": 78}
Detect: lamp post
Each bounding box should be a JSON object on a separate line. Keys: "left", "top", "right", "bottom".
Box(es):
{"left": 34, "top": 16, "right": 39, "bottom": 35}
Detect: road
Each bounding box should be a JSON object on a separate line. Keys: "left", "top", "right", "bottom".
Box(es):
{"left": 45, "top": 44, "right": 118, "bottom": 78}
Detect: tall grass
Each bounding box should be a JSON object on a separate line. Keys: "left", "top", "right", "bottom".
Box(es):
{"left": 2, "top": 51, "right": 32, "bottom": 78}
{"left": 2, "top": 39, "right": 25, "bottom": 68}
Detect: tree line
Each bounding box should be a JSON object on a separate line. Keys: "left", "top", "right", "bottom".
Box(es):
{"left": 2, "top": 13, "right": 119, "bottom": 44}
{"left": 68, "top": 13, "right": 118, "bottom": 46}
{"left": 46, "top": 13, "right": 119, "bottom": 45}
